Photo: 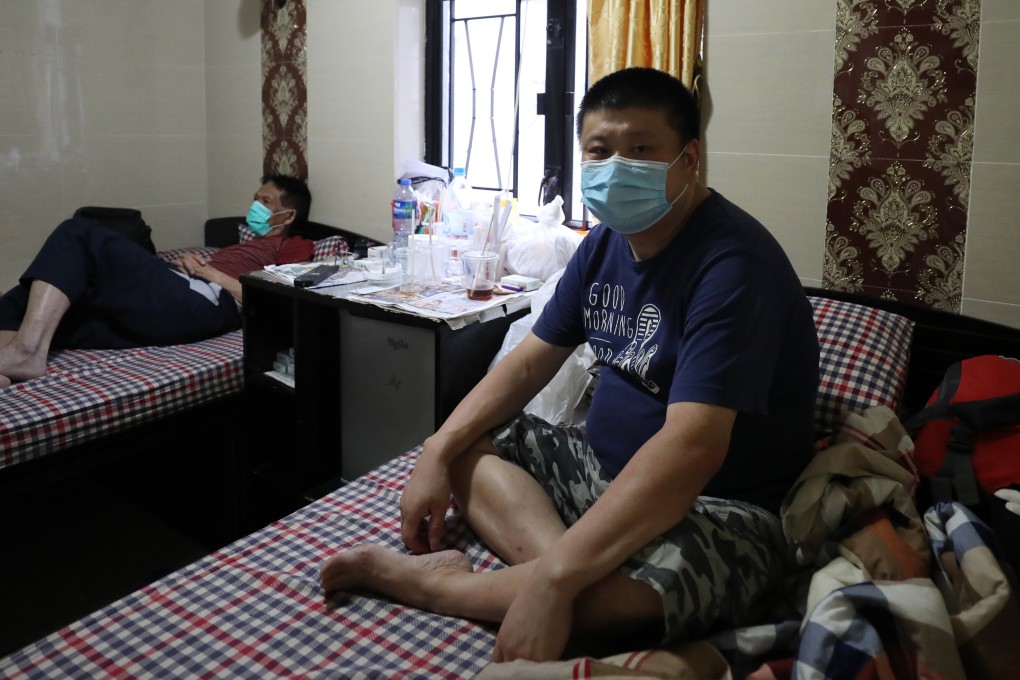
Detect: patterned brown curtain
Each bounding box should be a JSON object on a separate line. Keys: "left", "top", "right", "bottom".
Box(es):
{"left": 587, "top": 0, "right": 704, "bottom": 89}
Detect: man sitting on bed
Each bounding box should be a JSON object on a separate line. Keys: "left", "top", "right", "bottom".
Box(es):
{"left": 321, "top": 67, "right": 820, "bottom": 662}
{"left": 0, "top": 174, "right": 314, "bottom": 387}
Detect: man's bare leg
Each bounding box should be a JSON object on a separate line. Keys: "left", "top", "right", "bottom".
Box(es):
{"left": 447, "top": 443, "right": 663, "bottom": 631}
{"left": 0, "top": 332, "right": 13, "bottom": 386}
{"left": 0, "top": 280, "right": 70, "bottom": 382}
{"left": 449, "top": 443, "right": 569, "bottom": 565}
{"left": 319, "top": 545, "right": 661, "bottom": 633}
{"left": 321, "top": 441, "right": 663, "bottom": 635}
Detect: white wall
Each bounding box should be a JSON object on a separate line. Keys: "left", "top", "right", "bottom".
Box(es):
{"left": 304, "top": 0, "right": 424, "bottom": 245}
{"left": 703, "top": 0, "right": 1020, "bottom": 329}
{"left": 204, "top": 0, "right": 263, "bottom": 221}
{"left": 0, "top": 0, "right": 208, "bottom": 293}
{"left": 963, "top": 0, "right": 1020, "bottom": 327}
{"left": 202, "top": 0, "right": 424, "bottom": 247}
{"left": 701, "top": 3, "right": 839, "bottom": 288}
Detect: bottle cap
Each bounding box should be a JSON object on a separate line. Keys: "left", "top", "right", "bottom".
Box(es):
{"left": 400, "top": 178, "right": 412, "bottom": 186}
{"left": 453, "top": 167, "right": 465, "bottom": 176}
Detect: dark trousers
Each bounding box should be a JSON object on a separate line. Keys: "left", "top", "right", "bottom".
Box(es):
{"left": 0, "top": 219, "right": 240, "bottom": 349}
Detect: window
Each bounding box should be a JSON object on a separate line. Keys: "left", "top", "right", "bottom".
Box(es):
{"left": 425, "top": 0, "right": 589, "bottom": 224}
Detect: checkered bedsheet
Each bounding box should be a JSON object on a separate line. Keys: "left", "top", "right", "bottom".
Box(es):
{"left": 0, "top": 450, "right": 501, "bottom": 679}
{"left": 0, "top": 327, "right": 243, "bottom": 472}
{"left": 0, "top": 247, "right": 244, "bottom": 472}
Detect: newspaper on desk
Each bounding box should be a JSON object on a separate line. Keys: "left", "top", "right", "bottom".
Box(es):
{"left": 263, "top": 263, "right": 366, "bottom": 288}
{"left": 346, "top": 281, "right": 531, "bottom": 329}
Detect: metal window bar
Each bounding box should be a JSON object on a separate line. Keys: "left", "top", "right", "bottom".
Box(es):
{"left": 448, "top": 3, "right": 520, "bottom": 198}
{"left": 427, "top": 0, "right": 584, "bottom": 221}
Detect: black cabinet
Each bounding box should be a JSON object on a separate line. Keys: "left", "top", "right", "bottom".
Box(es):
{"left": 239, "top": 272, "right": 527, "bottom": 526}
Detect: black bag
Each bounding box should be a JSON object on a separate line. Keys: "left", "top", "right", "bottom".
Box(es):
{"left": 73, "top": 206, "right": 157, "bottom": 255}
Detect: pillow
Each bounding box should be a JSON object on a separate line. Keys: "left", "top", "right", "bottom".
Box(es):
{"left": 236, "top": 224, "right": 346, "bottom": 262}
{"left": 809, "top": 296, "right": 914, "bottom": 436}
{"left": 311, "top": 235, "right": 348, "bottom": 262}
{"left": 238, "top": 223, "right": 256, "bottom": 243}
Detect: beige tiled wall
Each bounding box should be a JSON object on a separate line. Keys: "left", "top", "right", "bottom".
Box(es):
{"left": 205, "top": 0, "right": 263, "bottom": 220}
{"left": 701, "top": 2, "right": 836, "bottom": 288}
{"left": 964, "top": 1, "right": 1020, "bottom": 328}
{"left": 303, "top": 0, "right": 424, "bottom": 246}
{"left": 704, "top": 1, "right": 1020, "bottom": 329}
{"left": 0, "top": 0, "right": 208, "bottom": 293}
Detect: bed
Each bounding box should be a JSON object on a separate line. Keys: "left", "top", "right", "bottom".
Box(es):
{"left": 0, "top": 219, "right": 366, "bottom": 483}
{"left": 0, "top": 218, "right": 378, "bottom": 588}
{"left": 2, "top": 288, "right": 1019, "bottom": 679}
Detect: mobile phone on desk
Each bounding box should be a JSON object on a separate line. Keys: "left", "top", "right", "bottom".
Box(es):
{"left": 294, "top": 264, "right": 339, "bottom": 288}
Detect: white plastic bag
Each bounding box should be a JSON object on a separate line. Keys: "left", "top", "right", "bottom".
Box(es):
{"left": 489, "top": 269, "right": 595, "bottom": 426}
{"left": 503, "top": 196, "right": 583, "bottom": 281}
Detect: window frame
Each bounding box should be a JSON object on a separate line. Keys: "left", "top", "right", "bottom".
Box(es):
{"left": 424, "top": 0, "right": 587, "bottom": 225}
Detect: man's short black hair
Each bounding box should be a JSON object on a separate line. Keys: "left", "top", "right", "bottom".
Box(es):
{"left": 261, "top": 173, "right": 312, "bottom": 228}
{"left": 576, "top": 67, "right": 700, "bottom": 146}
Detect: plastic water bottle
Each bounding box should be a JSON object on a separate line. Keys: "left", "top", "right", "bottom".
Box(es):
{"left": 392, "top": 178, "right": 415, "bottom": 250}
{"left": 449, "top": 168, "right": 473, "bottom": 208}
{"left": 444, "top": 167, "right": 474, "bottom": 238}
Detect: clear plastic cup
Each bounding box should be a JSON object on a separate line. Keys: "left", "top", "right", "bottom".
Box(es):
{"left": 461, "top": 250, "right": 499, "bottom": 301}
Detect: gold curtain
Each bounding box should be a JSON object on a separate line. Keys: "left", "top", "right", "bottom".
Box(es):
{"left": 587, "top": 0, "right": 704, "bottom": 90}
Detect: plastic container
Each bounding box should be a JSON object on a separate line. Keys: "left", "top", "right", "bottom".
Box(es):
{"left": 392, "top": 178, "right": 415, "bottom": 250}
{"left": 444, "top": 167, "right": 474, "bottom": 238}
{"left": 461, "top": 250, "right": 500, "bottom": 301}
{"left": 406, "top": 234, "right": 450, "bottom": 287}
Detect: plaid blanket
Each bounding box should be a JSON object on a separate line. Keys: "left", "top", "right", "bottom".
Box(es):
{"left": 1, "top": 247, "right": 244, "bottom": 471}
{"left": 0, "top": 450, "right": 501, "bottom": 679}
{"left": 709, "top": 408, "right": 1018, "bottom": 680}
{"left": 0, "top": 329, "right": 243, "bottom": 471}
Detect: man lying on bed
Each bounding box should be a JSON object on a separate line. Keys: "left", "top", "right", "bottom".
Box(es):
{"left": 321, "top": 68, "right": 820, "bottom": 662}
{"left": 0, "top": 174, "right": 314, "bottom": 387}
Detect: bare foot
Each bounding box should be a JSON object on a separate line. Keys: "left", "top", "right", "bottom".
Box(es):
{"left": 0, "top": 341, "right": 47, "bottom": 382}
{"left": 320, "top": 544, "right": 473, "bottom": 614}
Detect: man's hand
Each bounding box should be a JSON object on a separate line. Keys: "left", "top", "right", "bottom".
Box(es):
{"left": 176, "top": 252, "right": 212, "bottom": 278}
{"left": 491, "top": 581, "right": 573, "bottom": 663}
{"left": 995, "top": 488, "right": 1020, "bottom": 516}
{"left": 400, "top": 446, "right": 453, "bottom": 554}
{"left": 177, "top": 252, "right": 243, "bottom": 301}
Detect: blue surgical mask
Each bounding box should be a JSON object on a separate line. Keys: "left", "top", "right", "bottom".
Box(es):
{"left": 245, "top": 201, "right": 293, "bottom": 236}
{"left": 246, "top": 201, "right": 274, "bottom": 236}
{"left": 580, "top": 145, "right": 690, "bottom": 234}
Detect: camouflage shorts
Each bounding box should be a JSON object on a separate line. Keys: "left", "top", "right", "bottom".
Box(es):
{"left": 491, "top": 412, "right": 788, "bottom": 643}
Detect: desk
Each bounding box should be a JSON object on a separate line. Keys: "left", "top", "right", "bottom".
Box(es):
{"left": 239, "top": 271, "right": 529, "bottom": 524}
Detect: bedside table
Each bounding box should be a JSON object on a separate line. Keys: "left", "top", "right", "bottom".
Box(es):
{"left": 239, "top": 271, "right": 529, "bottom": 526}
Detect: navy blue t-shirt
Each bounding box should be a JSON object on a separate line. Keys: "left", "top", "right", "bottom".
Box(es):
{"left": 533, "top": 190, "right": 819, "bottom": 513}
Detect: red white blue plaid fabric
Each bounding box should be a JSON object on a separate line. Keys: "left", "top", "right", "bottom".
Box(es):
{"left": 809, "top": 296, "right": 913, "bottom": 437}
{"left": 0, "top": 330, "right": 243, "bottom": 471}
{"left": 0, "top": 450, "right": 501, "bottom": 679}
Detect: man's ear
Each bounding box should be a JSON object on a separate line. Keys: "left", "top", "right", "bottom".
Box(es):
{"left": 684, "top": 138, "right": 702, "bottom": 174}
{"left": 281, "top": 207, "right": 297, "bottom": 227}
